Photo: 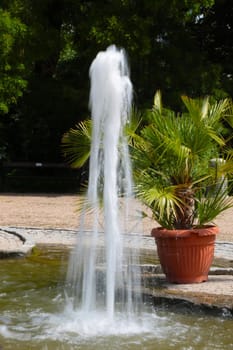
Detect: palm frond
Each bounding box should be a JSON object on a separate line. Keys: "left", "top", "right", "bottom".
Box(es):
{"left": 130, "top": 92, "right": 233, "bottom": 229}
{"left": 196, "top": 183, "right": 233, "bottom": 226}
{"left": 208, "top": 98, "right": 230, "bottom": 126}
{"left": 135, "top": 180, "right": 185, "bottom": 229}
{"left": 224, "top": 100, "right": 233, "bottom": 129}
{"left": 182, "top": 96, "right": 228, "bottom": 147}
{"left": 61, "top": 120, "right": 92, "bottom": 168}
{"left": 181, "top": 95, "right": 209, "bottom": 124}
{"left": 205, "top": 125, "right": 225, "bottom": 146}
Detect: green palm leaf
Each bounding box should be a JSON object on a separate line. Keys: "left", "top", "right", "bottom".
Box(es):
{"left": 131, "top": 93, "right": 233, "bottom": 228}
{"left": 61, "top": 120, "right": 92, "bottom": 168}
{"left": 197, "top": 184, "right": 233, "bottom": 226}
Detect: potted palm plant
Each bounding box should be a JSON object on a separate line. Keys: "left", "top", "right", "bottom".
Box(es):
{"left": 130, "top": 92, "right": 233, "bottom": 283}
{"left": 62, "top": 92, "right": 233, "bottom": 284}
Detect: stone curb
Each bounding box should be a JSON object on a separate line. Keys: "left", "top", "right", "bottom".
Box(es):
{"left": 0, "top": 226, "right": 233, "bottom": 313}
{"left": 1, "top": 226, "right": 233, "bottom": 260}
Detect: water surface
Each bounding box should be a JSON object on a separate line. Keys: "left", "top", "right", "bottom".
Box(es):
{"left": 0, "top": 246, "right": 232, "bottom": 350}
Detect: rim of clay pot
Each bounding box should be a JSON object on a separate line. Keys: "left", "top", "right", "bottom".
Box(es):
{"left": 151, "top": 225, "right": 219, "bottom": 238}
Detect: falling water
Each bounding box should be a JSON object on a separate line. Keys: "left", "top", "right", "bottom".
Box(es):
{"left": 66, "top": 45, "right": 142, "bottom": 321}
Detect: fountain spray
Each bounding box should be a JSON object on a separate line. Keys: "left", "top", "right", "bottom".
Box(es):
{"left": 66, "top": 45, "right": 141, "bottom": 319}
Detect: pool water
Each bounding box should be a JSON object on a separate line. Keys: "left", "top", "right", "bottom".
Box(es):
{"left": 0, "top": 246, "right": 232, "bottom": 350}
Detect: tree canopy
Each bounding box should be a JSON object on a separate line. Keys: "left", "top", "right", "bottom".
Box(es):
{"left": 0, "top": 0, "right": 232, "bottom": 165}
{"left": 0, "top": 8, "right": 27, "bottom": 114}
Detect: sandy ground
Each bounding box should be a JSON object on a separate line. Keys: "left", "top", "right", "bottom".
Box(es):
{"left": 0, "top": 193, "right": 233, "bottom": 241}
{"left": 0, "top": 193, "right": 79, "bottom": 230}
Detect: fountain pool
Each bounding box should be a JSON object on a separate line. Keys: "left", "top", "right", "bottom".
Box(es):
{"left": 0, "top": 246, "right": 232, "bottom": 350}
{"left": 1, "top": 46, "right": 232, "bottom": 349}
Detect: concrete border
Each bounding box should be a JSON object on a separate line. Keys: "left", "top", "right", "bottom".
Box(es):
{"left": 0, "top": 226, "right": 232, "bottom": 314}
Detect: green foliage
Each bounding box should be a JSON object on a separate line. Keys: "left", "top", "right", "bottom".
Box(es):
{"left": 61, "top": 91, "right": 233, "bottom": 229}
{"left": 8, "top": 76, "right": 82, "bottom": 162}
{"left": 2, "top": 0, "right": 233, "bottom": 166}
{"left": 62, "top": 120, "right": 92, "bottom": 168}
{"left": 0, "top": 8, "right": 27, "bottom": 114}
{"left": 196, "top": 184, "right": 233, "bottom": 227}
{"left": 131, "top": 92, "right": 233, "bottom": 229}
{"left": 197, "top": 0, "right": 233, "bottom": 99}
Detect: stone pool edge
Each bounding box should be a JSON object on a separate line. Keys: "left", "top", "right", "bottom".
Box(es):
{"left": 1, "top": 226, "right": 233, "bottom": 315}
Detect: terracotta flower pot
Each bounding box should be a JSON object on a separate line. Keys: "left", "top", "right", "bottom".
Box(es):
{"left": 151, "top": 225, "right": 219, "bottom": 284}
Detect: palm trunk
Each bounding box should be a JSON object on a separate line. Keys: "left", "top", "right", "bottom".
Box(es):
{"left": 174, "top": 187, "right": 195, "bottom": 229}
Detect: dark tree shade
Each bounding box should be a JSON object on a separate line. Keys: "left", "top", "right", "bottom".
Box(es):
{"left": 2, "top": 0, "right": 233, "bottom": 166}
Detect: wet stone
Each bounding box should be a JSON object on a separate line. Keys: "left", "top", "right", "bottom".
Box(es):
{"left": 1, "top": 226, "right": 233, "bottom": 313}
{"left": 0, "top": 229, "right": 34, "bottom": 258}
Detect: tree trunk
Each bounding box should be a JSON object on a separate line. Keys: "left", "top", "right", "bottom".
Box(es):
{"left": 174, "top": 187, "right": 195, "bottom": 229}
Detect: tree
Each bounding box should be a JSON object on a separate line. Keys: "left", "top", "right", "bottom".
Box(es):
{"left": 56, "top": 0, "right": 219, "bottom": 108}
{"left": 4, "top": 0, "right": 232, "bottom": 165}
{"left": 197, "top": 0, "right": 233, "bottom": 98}
{"left": 0, "top": 8, "right": 27, "bottom": 114}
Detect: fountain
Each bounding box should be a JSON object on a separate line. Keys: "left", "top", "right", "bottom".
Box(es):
{"left": 0, "top": 247, "right": 232, "bottom": 349}
{"left": 65, "top": 44, "right": 142, "bottom": 322}
{"left": 0, "top": 46, "right": 232, "bottom": 349}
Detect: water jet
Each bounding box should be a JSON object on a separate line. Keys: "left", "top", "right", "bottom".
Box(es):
{"left": 65, "top": 45, "right": 143, "bottom": 323}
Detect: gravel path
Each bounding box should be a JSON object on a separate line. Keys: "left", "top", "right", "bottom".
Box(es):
{"left": 0, "top": 193, "right": 233, "bottom": 241}
{"left": 0, "top": 193, "right": 79, "bottom": 229}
